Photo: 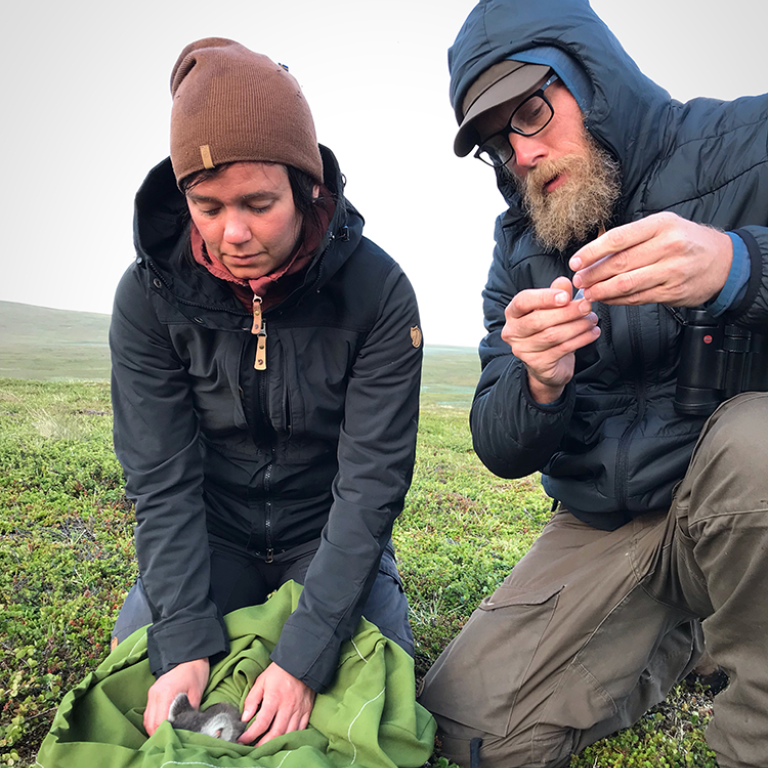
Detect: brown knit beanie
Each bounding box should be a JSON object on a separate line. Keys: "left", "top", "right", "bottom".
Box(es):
{"left": 169, "top": 37, "right": 324, "bottom": 186}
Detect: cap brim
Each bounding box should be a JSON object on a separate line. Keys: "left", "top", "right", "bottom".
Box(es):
{"left": 454, "top": 62, "right": 550, "bottom": 157}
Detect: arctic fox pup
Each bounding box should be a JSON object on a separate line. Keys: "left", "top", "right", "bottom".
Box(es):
{"left": 168, "top": 692, "right": 246, "bottom": 742}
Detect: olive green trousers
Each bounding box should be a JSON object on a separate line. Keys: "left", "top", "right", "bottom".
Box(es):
{"left": 419, "top": 392, "right": 768, "bottom": 768}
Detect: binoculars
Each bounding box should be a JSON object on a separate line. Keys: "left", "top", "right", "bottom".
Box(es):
{"left": 674, "top": 309, "right": 768, "bottom": 416}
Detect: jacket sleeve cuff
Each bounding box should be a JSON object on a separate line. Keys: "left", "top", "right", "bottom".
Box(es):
{"left": 520, "top": 366, "right": 573, "bottom": 411}
{"left": 706, "top": 232, "right": 750, "bottom": 317}
{"left": 270, "top": 621, "right": 335, "bottom": 692}
{"left": 147, "top": 615, "right": 229, "bottom": 678}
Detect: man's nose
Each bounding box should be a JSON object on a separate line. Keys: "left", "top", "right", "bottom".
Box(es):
{"left": 223, "top": 212, "right": 251, "bottom": 244}
{"left": 508, "top": 132, "right": 547, "bottom": 172}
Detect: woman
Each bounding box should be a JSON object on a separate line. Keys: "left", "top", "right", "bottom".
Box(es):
{"left": 109, "top": 38, "right": 422, "bottom": 746}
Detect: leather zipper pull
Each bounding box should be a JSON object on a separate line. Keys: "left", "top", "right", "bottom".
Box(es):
{"left": 255, "top": 321, "right": 267, "bottom": 371}
{"left": 251, "top": 295, "right": 262, "bottom": 335}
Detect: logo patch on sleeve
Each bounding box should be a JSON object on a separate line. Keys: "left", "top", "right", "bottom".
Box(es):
{"left": 410, "top": 325, "right": 422, "bottom": 348}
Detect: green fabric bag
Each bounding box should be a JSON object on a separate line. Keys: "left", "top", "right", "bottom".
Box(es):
{"left": 37, "top": 581, "right": 436, "bottom": 768}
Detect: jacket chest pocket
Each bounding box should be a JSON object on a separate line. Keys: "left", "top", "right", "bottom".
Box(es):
{"left": 271, "top": 329, "right": 357, "bottom": 440}
{"left": 170, "top": 326, "right": 249, "bottom": 435}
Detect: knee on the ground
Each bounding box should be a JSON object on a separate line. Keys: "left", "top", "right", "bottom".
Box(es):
{"left": 700, "top": 392, "right": 768, "bottom": 474}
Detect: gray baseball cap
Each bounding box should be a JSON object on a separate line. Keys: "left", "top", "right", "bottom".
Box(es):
{"left": 454, "top": 59, "right": 550, "bottom": 157}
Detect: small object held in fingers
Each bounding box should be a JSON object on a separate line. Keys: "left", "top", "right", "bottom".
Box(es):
{"left": 573, "top": 288, "right": 585, "bottom": 301}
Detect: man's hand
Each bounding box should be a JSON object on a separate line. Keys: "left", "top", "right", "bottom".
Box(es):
{"left": 144, "top": 657, "right": 210, "bottom": 736}
{"left": 502, "top": 275, "right": 600, "bottom": 403}
{"left": 238, "top": 662, "right": 316, "bottom": 746}
{"left": 569, "top": 212, "right": 733, "bottom": 307}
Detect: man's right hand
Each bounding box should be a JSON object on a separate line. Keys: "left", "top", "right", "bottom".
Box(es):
{"left": 502, "top": 276, "right": 600, "bottom": 403}
{"left": 143, "top": 657, "right": 210, "bottom": 736}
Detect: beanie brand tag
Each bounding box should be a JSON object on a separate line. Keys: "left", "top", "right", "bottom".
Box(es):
{"left": 200, "top": 144, "right": 214, "bottom": 169}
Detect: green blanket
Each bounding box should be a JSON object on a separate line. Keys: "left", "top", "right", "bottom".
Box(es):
{"left": 37, "top": 581, "right": 436, "bottom": 768}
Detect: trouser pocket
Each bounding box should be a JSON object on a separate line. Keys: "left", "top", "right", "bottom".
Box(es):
{"left": 419, "top": 581, "right": 563, "bottom": 737}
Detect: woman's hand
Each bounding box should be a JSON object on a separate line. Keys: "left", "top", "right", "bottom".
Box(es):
{"left": 144, "top": 657, "right": 210, "bottom": 736}
{"left": 238, "top": 662, "right": 316, "bottom": 746}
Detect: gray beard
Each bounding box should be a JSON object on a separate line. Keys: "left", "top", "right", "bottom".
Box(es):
{"left": 511, "top": 133, "right": 621, "bottom": 252}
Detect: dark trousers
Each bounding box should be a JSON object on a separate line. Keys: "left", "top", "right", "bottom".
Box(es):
{"left": 419, "top": 392, "right": 768, "bottom": 768}
{"left": 113, "top": 538, "right": 414, "bottom": 657}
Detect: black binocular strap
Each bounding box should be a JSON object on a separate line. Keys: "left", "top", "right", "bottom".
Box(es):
{"left": 470, "top": 737, "right": 483, "bottom": 768}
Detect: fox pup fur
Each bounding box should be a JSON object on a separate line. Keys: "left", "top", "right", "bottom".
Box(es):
{"left": 167, "top": 692, "right": 246, "bottom": 742}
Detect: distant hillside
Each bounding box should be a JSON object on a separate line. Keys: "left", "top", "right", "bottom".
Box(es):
{"left": 0, "top": 301, "right": 111, "bottom": 381}
{"left": 0, "top": 301, "right": 481, "bottom": 404}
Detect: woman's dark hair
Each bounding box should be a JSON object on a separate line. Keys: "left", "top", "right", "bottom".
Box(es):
{"left": 178, "top": 161, "right": 334, "bottom": 267}
{"left": 285, "top": 164, "right": 328, "bottom": 234}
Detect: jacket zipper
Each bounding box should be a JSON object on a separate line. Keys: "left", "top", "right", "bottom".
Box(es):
{"left": 154, "top": 259, "right": 285, "bottom": 561}
{"left": 264, "top": 459, "right": 274, "bottom": 562}
{"left": 615, "top": 306, "right": 647, "bottom": 509}
{"left": 255, "top": 316, "right": 273, "bottom": 560}
{"left": 237, "top": 311, "right": 275, "bottom": 559}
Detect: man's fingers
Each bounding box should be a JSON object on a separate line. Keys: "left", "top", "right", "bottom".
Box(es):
{"left": 531, "top": 325, "right": 601, "bottom": 369}
{"left": 570, "top": 215, "right": 664, "bottom": 271}
{"left": 529, "top": 313, "right": 598, "bottom": 349}
{"left": 583, "top": 263, "right": 689, "bottom": 305}
{"left": 506, "top": 286, "right": 575, "bottom": 318}
{"left": 523, "top": 316, "right": 600, "bottom": 357}
{"left": 550, "top": 275, "right": 574, "bottom": 297}
{"left": 507, "top": 301, "right": 594, "bottom": 339}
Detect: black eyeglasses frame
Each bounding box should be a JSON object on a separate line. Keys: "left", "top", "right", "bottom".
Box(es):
{"left": 473, "top": 72, "right": 560, "bottom": 168}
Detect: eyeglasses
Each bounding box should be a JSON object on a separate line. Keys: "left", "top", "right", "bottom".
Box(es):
{"left": 474, "top": 73, "right": 559, "bottom": 168}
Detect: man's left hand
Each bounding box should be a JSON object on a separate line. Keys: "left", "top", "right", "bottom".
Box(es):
{"left": 238, "top": 662, "right": 316, "bottom": 746}
{"left": 569, "top": 212, "right": 733, "bottom": 307}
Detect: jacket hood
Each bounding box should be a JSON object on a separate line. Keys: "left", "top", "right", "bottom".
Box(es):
{"left": 132, "top": 144, "right": 362, "bottom": 316}
{"left": 449, "top": 0, "right": 672, "bottom": 205}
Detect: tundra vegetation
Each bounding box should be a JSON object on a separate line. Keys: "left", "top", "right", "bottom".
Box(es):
{"left": 0, "top": 309, "right": 719, "bottom": 767}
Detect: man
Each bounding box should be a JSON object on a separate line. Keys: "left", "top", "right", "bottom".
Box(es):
{"left": 418, "top": 2, "right": 768, "bottom": 767}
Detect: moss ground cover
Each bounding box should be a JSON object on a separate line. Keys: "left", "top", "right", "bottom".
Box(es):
{"left": 1, "top": 378, "right": 718, "bottom": 766}
{"left": 0, "top": 379, "right": 136, "bottom": 765}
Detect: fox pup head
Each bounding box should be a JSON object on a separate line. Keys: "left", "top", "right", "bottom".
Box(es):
{"left": 167, "top": 692, "right": 246, "bottom": 742}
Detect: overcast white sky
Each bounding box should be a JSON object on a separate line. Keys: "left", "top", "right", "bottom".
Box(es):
{"left": 2, "top": 0, "right": 765, "bottom": 347}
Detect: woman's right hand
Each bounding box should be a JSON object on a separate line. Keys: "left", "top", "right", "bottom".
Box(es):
{"left": 144, "top": 657, "right": 210, "bottom": 736}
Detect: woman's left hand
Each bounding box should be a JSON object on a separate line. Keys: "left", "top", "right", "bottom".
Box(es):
{"left": 238, "top": 662, "right": 316, "bottom": 745}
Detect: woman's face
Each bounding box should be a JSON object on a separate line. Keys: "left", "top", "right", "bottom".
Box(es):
{"left": 185, "top": 162, "right": 303, "bottom": 280}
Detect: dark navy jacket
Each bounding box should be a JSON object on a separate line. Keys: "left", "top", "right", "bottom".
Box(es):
{"left": 450, "top": 0, "right": 768, "bottom": 529}
{"left": 109, "top": 146, "right": 422, "bottom": 687}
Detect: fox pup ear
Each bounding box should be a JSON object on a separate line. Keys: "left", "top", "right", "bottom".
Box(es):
{"left": 168, "top": 692, "right": 193, "bottom": 722}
